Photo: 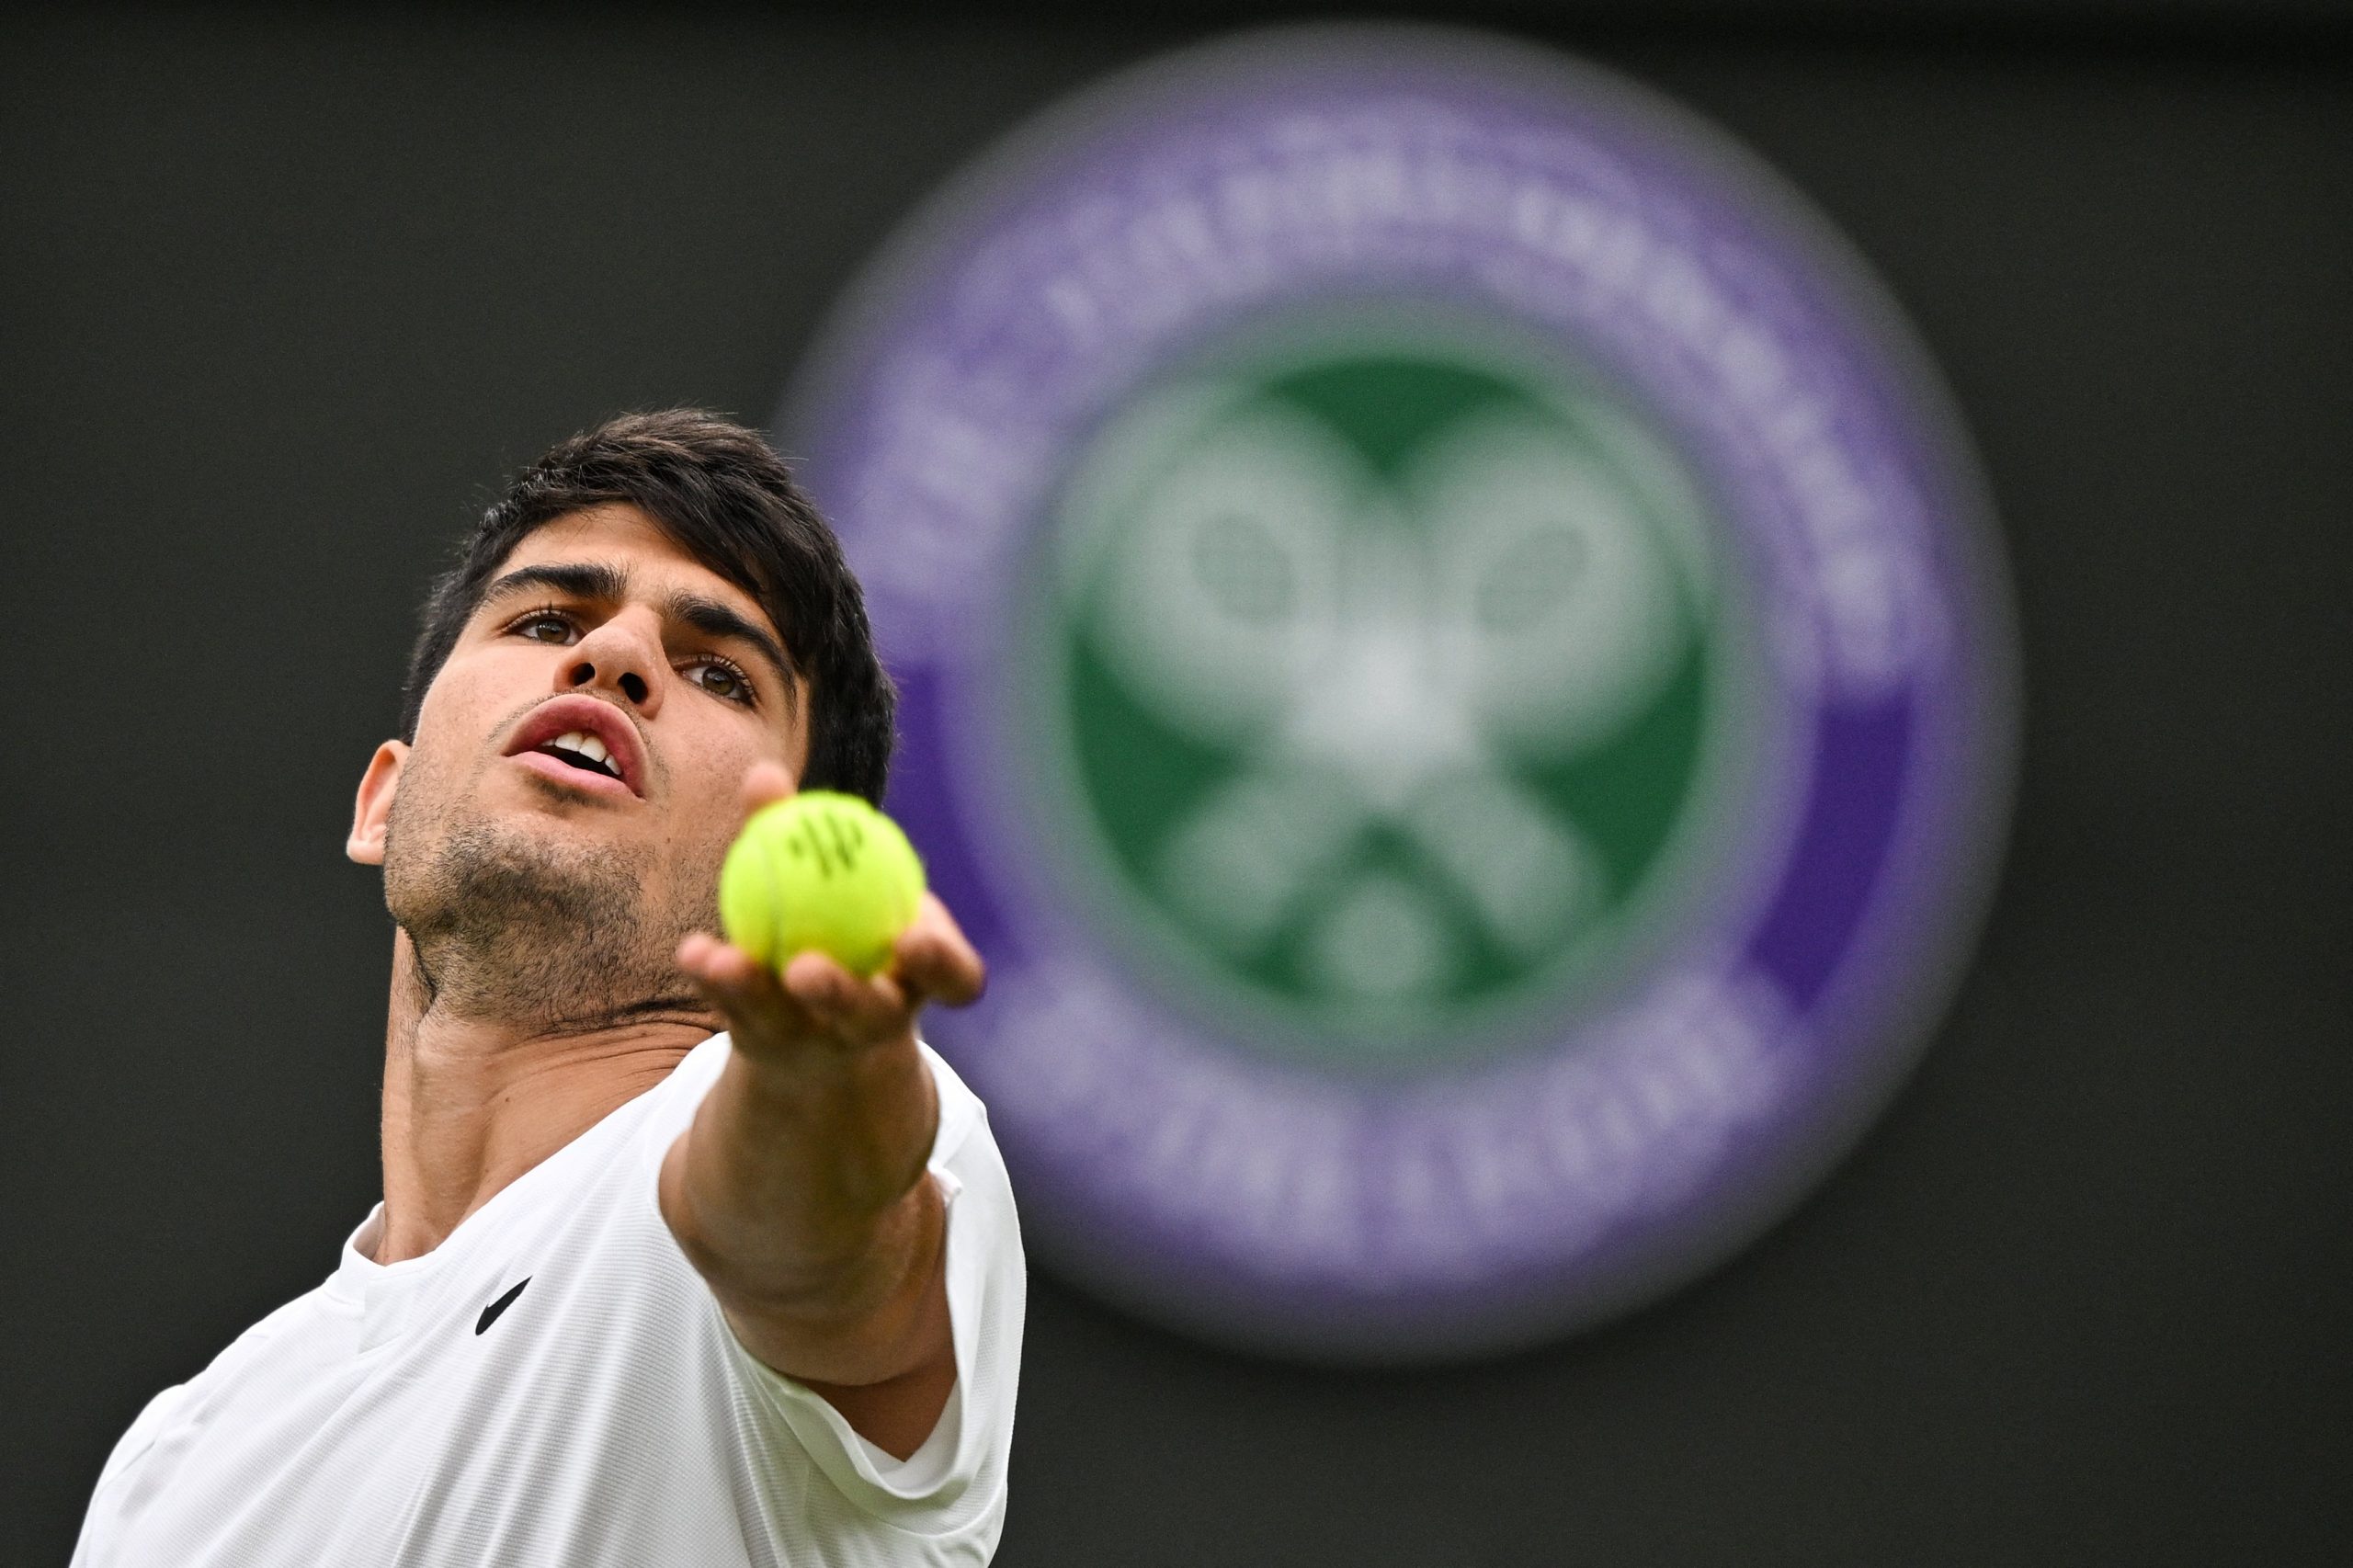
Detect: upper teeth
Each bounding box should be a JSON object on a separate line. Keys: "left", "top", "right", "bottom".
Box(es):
{"left": 549, "top": 731, "right": 613, "bottom": 769}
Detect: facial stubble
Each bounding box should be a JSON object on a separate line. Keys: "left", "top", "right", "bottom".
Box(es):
{"left": 381, "top": 757, "right": 721, "bottom": 1028}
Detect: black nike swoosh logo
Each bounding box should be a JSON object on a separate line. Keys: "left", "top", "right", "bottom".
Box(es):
{"left": 475, "top": 1278, "right": 531, "bottom": 1335}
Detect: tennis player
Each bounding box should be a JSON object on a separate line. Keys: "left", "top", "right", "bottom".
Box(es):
{"left": 70, "top": 411, "right": 1025, "bottom": 1566}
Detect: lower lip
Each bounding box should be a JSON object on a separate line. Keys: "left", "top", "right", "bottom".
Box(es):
{"left": 510, "top": 750, "right": 637, "bottom": 799}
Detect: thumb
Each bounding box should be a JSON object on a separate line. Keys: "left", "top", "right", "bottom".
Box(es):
{"left": 738, "top": 761, "right": 797, "bottom": 815}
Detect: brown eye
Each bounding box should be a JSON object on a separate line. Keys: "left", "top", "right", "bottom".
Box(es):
{"left": 691, "top": 661, "right": 750, "bottom": 703}
{"left": 517, "top": 613, "right": 575, "bottom": 644}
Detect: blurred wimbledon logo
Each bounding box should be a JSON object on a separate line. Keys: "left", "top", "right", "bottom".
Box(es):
{"left": 786, "top": 26, "right": 2015, "bottom": 1361}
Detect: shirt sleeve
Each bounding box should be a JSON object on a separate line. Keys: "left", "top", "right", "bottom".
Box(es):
{"left": 642, "top": 1034, "right": 1026, "bottom": 1539}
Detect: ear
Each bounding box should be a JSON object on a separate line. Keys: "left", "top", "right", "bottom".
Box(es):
{"left": 347, "top": 741, "right": 409, "bottom": 866}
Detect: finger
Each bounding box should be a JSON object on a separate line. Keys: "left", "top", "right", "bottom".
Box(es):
{"left": 676, "top": 929, "right": 732, "bottom": 979}
{"left": 738, "top": 760, "right": 798, "bottom": 815}
{"left": 675, "top": 933, "right": 814, "bottom": 1036}
{"left": 780, "top": 950, "right": 910, "bottom": 1041}
{"left": 891, "top": 895, "right": 985, "bottom": 1009}
{"left": 677, "top": 930, "right": 770, "bottom": 994}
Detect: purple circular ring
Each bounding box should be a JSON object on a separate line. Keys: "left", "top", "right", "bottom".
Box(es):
{"left": 782, "top": 25, "right": 2017, "bottom": 1362}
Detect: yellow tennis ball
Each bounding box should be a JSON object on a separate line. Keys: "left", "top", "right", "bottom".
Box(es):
{"left": 719, "top": 791, "right": 926, "bottom": 976}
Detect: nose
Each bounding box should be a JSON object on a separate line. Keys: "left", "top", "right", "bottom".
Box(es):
{"left": 559, "top": 608, "right": 664, "bottom": 717}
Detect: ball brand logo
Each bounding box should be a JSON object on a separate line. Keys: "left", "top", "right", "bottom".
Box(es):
{"left": 786, "top": 27, "right": 2016, "bottom": 1360}
{"left": 783, "top": 812, "right": 868, "bottom": 881}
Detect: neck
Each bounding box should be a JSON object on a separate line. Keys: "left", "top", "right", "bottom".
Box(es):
{"left": 372, "top": 928, "right": 717, "bottom": 1265}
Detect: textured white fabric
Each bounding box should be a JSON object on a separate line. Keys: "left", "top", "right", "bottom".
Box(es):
{"left": 71, "top": 1037, "right": 1024, "bottom": 1567}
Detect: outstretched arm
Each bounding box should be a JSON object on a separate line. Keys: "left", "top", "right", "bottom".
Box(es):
{"left": 659, "top": 764, "right": 985, "bottom": 1460}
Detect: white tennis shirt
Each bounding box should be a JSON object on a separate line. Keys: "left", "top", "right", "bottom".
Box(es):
{"left": 71, "top": 1036, "right": 1025, "bottom": 1566}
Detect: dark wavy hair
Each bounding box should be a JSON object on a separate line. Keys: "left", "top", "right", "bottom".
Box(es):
{"left": 399, "top": 410, "right": 894, "bottom": 803}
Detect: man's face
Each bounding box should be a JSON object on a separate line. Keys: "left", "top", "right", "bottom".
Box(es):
{"left": 351, "top": 503, "right": 808, "bottom": 1022}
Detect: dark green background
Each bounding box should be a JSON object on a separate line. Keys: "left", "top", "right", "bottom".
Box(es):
{"left": 4, "top": 5, "right": 2347, "bottom": 1564}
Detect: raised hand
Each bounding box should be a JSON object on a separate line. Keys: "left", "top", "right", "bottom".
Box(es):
{"left": 675, "top": 762, "right": 984, "bottom": 1064}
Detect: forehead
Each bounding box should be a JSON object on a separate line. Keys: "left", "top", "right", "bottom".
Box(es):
{"left": 493, "top": 504, "right": 779, "bottom": 635}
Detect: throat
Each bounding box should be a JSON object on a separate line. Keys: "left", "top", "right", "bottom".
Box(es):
{"left": 377, "top": 1011, "right": 707, "bottom": 1263}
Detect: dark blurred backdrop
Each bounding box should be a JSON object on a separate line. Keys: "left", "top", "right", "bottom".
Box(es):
{"left": 4, "top": 4, "right": 2347, "bottom": 1564}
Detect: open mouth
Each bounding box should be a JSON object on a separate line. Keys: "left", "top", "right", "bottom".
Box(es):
{"left": 505, "top": 696, "right": 645, "bottom": 796}
{"left": 533, "top": 730, "right": 622, "bottom": 781}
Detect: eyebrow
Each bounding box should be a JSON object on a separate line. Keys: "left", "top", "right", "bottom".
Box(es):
{"left": 479, "top": 561, "right": 800, "bottom": 708}
{"left": 482, "top": 561, "right": 627, "bottom": 608}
